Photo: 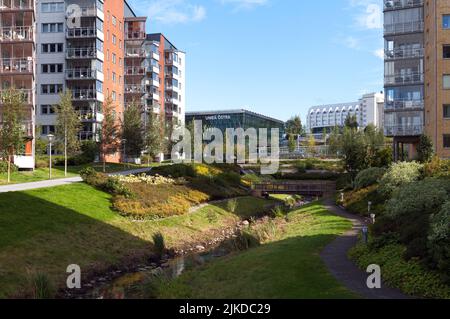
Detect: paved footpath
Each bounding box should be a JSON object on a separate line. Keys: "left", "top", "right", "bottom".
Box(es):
{"left": 0, "top": 167, "right": 153, "bottom": 194}
{"left": 320, "top": 200, "right": 410, "bottom": 299}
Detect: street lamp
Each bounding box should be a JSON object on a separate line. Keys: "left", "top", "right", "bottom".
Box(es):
{"left": 47, "top": 134, "right": 55, "bottom": 179}
{"left": 340, "top": 192, "right": 344, "bottom": 204}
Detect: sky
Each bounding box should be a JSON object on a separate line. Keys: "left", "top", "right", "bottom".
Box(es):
{"left": 127, "top": 0, "right": 384, "bottom": 122}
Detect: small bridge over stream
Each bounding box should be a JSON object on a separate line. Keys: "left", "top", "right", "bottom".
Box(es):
{"left": 252, "top": 180, "right": 336, "bottom": 198}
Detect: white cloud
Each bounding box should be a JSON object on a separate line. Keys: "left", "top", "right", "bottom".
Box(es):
{"left": 373, "top": 48, "right": 384, "bottom": 60}
{"left": 349, "top": 1, "right": 382, "bottom": 30}
{"left": 144, "top": 0, "right": 207, "bottom": 24}
{"left": 220, "top": 0, "right": 268, "bottom": 10}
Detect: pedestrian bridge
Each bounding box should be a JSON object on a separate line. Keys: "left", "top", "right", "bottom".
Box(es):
{"left": 252, "top": 180, "right": 336, "bottom": 198}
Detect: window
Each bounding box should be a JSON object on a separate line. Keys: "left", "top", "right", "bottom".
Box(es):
{"left": 41, "top": 105, "right": 55, "bottom": 115}
{"left": 112, "top": 35, "right": 116, "bottom": 45}
{"left": 42, "top": 64, "right": 63, "bottom": 73}
{"left": 42, "top": 23, "right": 63, "bottom": 33}
{"left": 42, "top": 2, "right": 64, "bottom": 13}
{"left": 444, "top": 75, "right": 450, "bottom": 89}
{"left": 41, "top": 84, "right": 63, "bottom": 94}
{"left": 444, "top": 46, "right": 450, "bottom": 59}
{"left": 112, "top": 16, "right": 117, "bottom": 26}
{"left": 112, "top": 53, "right": 116, "bottom": 64}
{"left": 444, "top": 135, "right": 450, "bottom": 148}
{"left": 112, "top": 91, "right": 116, "bottom": 101}
{"left": 444, "top": 105, "right": 450, "bottom": 119}
{"left": 41, "top": 125, "right": 55, "bottom": 135}
{"left": 42, "top": 43, "right": 63, "bottom": 53}
{"left": 444, "top": 15, "right": 450, "bottom": 29}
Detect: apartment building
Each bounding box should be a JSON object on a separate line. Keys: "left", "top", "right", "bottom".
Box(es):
{"left": 306, "top": 92, "right": 385, "bottom": 134}
{"left": 384, "top": 0, "right": 450, "bottom": 159}
{"left": 0, "top": 0, "right": 36, "bottom": 169}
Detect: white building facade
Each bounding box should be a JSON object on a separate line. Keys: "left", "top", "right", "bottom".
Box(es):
{"left": 306, "top": 92, "right": 384, "bottom": 134}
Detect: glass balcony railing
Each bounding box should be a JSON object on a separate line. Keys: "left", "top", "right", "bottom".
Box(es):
{"left": 125, "top": 85, "right": 146, "bottom": 94}
{"left": 125, "top": 66, "right": 145, "bottom": 76}
{"left": 67, "top": 27, "right": 99, "bottom": 39}
{"left": 66, "top": 47, "right": 97, "bottom": 59}
{"left": 125, "top": 31, "right": 145, "bottom": 41}
{"left": 384, "top": 72, "right": 424, "bottom": 85}
{"left": 0, "top": 0, "right": 34, "bottom": 11}
{"left": 385, "top": 47, "right": 424, "bottom": 60}
{"left": 384, "top": 0, "right": 423, "bottom": 11}
{"left": 385, "top": 99, "right": 424, "bottom": 111}
{"left": 384, "top": 21, "right": 424, "bottom": 35}
{"left": 384, "top": 124, "right": 423, "bottom": 136}
{"left": 66, "top": 68, "right": 96, "bottom": 80}
{"left": 125, "top": 49, "right": 146, "bottom": 58}
{"left": 0, "top": 58, "right": 33, "bottom": 74}
{"left": 0, "top": 26, "right": 33, "bottom": 42}
{"left": 72, "top": 89, "right": 97, "bottom": 101}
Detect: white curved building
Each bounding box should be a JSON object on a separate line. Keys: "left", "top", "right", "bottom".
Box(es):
{"left": 306, "top": 92, "right": 384, "bottom": 134}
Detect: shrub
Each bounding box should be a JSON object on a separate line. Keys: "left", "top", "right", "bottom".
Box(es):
{"left": 349, "top": 244, "right": 450, "bottom": 299}
{"left": 152, "top": 164, "right": 197, "bottom": 178}
{"left": 371, "top": 147, "right": 393, "bottom": 168}
{"left": 79, "top": 167, "right": 107, "bottom": 188}
{"left": 343, "top": 185, "right": 385, "bottom": 216}
{"left": 227, "top": 199, "right": 238, "bottom": 213}
{"left": 29, "top": 273, "right": 55, "bottom": 299}
{"left": 428, "top": 201, "right": 450, "bottom": 279}
{"left": 378, "top": 161, "right": 423, "bottom": 197}
{"left": 271, "top": 205, "right": 286, "bottom": 218}
{"left": 417, "top": 134, "right": 434, "bottom": 163}
{"left": 354, "top": 167, "right": 386, "bottom": 190}
{"left": 104, "top": 177, "right": 132, "bottom": 197}
{"left": 0, "top": 161, "right": 18, "bottom": 174}
{"left": 423, "top": 156, "right": 450, "bottom": 178}
{"left": 152, "top": 232, "right": 166, "bottom": 258}
{"left": 80, "top": 140, "right": 98, "bottom": 163}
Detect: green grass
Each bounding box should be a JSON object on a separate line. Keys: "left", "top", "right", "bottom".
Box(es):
{"left": 0, "top": 162, "right": 154, "bottom": 185}
{"left": 0, "top": 183, "right": 274, "bottom": 298}
{"left": 154, "top": 202, "right": 356, "bottom": 299}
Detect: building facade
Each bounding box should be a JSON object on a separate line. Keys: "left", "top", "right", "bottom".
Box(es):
{"left": 384, "top": 0, "right": 450, "bottom": 159}
{"left": 1, "top": 0, "right": 185, "bottom": 168}
{"left": 185, "top": 109, "right": 285, "bottom": 140}
{"left": 0, "top": 0, "right": 36, "bottom": 169}
{"left": 306, "top": 92, "right": 384, "bottom": 134}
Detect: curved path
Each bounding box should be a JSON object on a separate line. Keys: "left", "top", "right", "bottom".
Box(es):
{"left": 0, "top": 167, "right": 153, "bottom": 194}
{"left": 320, "top": 201, "right": 410, "bottom": 299}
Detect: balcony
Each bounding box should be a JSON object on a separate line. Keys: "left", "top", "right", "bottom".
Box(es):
{"left": 384, "top": 0, "right": 423, "bottom": 11}
{"left": 384, "top": 124, "right": 423, "bottom": 137}
{"left": 165, "top": 96, "right": 179, "bottom": 105}
{"left": 165, "top": 84, "right": 179, "bottom": 92}
{"left": 125, "top": 31, "right": 145, "bottom": 41}
{"left": 384, "top": 21, "right": 424, "bottom": 36}
{"left": 66, "top": 47, "right": 97, "bottom": 59}
{"left": 125, "top": 49, "right": 146, "bottom": 59}
{"left": 385, "top": 47, "right": 424, "bottom": 60}
{"left": 0, "top": 58, "right": 33, "bottom": 74}
{"left": 384, "top": 72, "right": 423, "bottom": 86}
{"left": 165, "top": 58, "right": 180, "bottom": 66}
{"left": 0, "top": 0, "right": 34, "bottom": 11}
{"left": 150, "top": 51, "right": 160, "bottom": 61}
{"left": 148, "top": 91, "right": 160, "bottom": 101}
{"left": 72, "top": 89, "right": 97, "bottom": 101}
{"left": 125, "top": 66, "right": 145, "bottom": 77}
{"left": 148, "top": 65, "right": 160, "bottom": 74}
{"left": 67, "top": 27, "right": 103, "bottom": 40}
{"left": 0, "top": 26, "right": 33, "bottom": 42}
{"left": 385, "top": 99, "right": 424, "bottom": 111}
{"left": 0, "top": 89, "right": 33, "bottom": 105}
{"left": 66, "top": 68, "right": 97, "bottom": 81}
{"left": 67, "top": 5, "right": 104, "bottom": 20}
{"left": 125, "top": 85, "right": 146, "bottom": 95}
{"left": 78, "top": 110, "right": 103, "bottom": 122}
{"left": 78, "top": 131, "right": 99, "bottom": 142}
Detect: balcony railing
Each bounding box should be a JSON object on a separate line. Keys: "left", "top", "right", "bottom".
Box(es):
{"left": 0, "top": 0, "right": 34, "bottom": 11}
{"left": 0, "top": 58, "right": 33, "bottom": 74}
{"left": 125, "top": 49, "right": 146, "bottom": 58}
{"left": 384, "top": 124, "right": 423, "bottom": 136}
{"left": 385, "top": 47, "right": 424, "bottom": 60}
{"left": 78, "top": 131, "right": 99, "bottom": 141}
{"left": 384, "top": 0, "right": 423, "bottom": 11}
{"left": 125, "top": 85, "right": 146, "bottom": 94}
{"left": 384, "top": 72, "right": 424, "bottom": 85}
{"left": 384, "top": 21, "right": 424, "bottom": 35}
{"left": 0, "top": 89, "right": 33, "bottom": 104}
{"left": 165, "top": 97, "right": 179, "bottom": 104}
{"left": 0, "top": 120, "right": 33, "bottom": 137}
{"left": 165, "top": 84, "right": 179, "bottom": 91}
{"left": 125, "top": 31, "right": 146, "bottom": 41}
{"left": 72, "top": 89, "right": 97, "bottom": 101}
{"left": 66, "top": 47, "right": 97, "bottom": 59}
{"left": 70, "top": 5, "right": 103, "bottom": 17}
{"left": 66, "top": 68, "right": 96, "bottom": 80}
{"left": 125, "top": 66, "right": 145, "bottom": 76}
{"left": 67, "top": 27, "right": 99, "bottom": 39}
{"left": 385, "top": 99, "right": 424, "bottom": 111}
{"left": 0, "top": 26, "right": 33, "bottom": 42}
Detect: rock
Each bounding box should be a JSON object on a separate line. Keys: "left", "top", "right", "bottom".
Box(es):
{"left": 242, "top": 220, "right": 250, "bottom": 226}
{"left": 196, "top": 245, "right": 206, "bottom": 251}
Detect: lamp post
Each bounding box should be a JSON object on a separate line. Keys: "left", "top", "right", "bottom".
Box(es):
{"left": 47, "top": 134, "right": 55, "bottom": 179}
{"left": 341, "top": 192, "right": 344, "bottom": 205}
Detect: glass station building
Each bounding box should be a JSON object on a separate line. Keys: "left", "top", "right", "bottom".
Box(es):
{"left": 185, "top": 109, "right": 285, "bottom": 139}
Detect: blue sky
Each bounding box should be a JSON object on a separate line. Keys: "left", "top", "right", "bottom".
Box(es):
{"left": 127, "top": 0, "right": 384, "bottom": 122}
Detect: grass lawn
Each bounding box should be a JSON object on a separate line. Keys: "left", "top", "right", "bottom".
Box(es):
{"left": 0, "top": 183, "right": 274, "bottom": 298}
{"left": 0, "top": 162, "right": 157, "bottom": 185}
{"left": 154, "top": 202, "right": 357, "bottom": 299}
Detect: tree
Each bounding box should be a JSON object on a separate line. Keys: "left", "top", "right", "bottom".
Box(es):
{"left": 285, "top": 115, "right": 304, "bottom": 137}
{"left": 341, "top": 127, "right": 367, "bottom": 177}
{"left": 144, "top": 112, "right": 164, "bottom": 165}
{"left": 328, "top": 126, "right": 342, "bottom": 157}
{"left": 345, "top": 114, "right": 359, "bottom": 130}
{"left": 364, "top": 124, "right": 385, "bottom": 166}
{"left": 0, "top": 89, "right": 26, "bottom": 183}
{"left": 55, "top": 90, "right": 81, "bottom": 176}
{"left": 122, "top": 103, "right": 144, "bottom": 161}
{"left": 288, "top": 135, "right": 296, "bottom": 153}
{"left": 307, "top": 134, "right": 316, "bottom": 157}
{"left": 417, "top": 134, "right": 434, "bottom": 163}
{"left": 99, "top": 97, "right": 120, "bottom": 172}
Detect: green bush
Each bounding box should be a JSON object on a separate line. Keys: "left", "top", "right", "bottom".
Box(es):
{"left": 152, "top": 164, "right": 197, "bottom": 178}
{"left": 152, "top": 232, "right": 166, "bottom": 258}
{"left": 378, "top": 161, "right": 423, "bottom": 197}
{"left": 80, "top": 140, "right": 98, "bottom": 163}
{"left": 0, "top": 161, "right": 18, "bottom": 174}
{"left": 428, "top": 201, "right": 450, "bottom": 280}
{"left": 349, "top": 243, "right": 450, "bottom": 299}
{"left": 354, "top": 167, "right": 386, "bottom": 190}
{"left": 80, "top": 167, "right": 131, "bottom": 197}
{"left": 227, "top": 198, "right": 238, "bottom": 213}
